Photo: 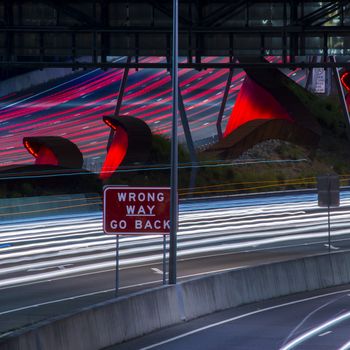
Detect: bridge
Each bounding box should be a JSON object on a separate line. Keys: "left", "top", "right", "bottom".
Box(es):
{"left": 1, "top": 0, "right": 350, "bottom": 69}
{"left": 1, "top": 1, "right": 350, "bottom": 349}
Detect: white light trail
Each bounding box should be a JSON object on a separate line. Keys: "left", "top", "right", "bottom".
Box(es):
{"left": 1, "top": 194, "right": 350, "bottom": 288}
{"left": 339, "top": 340, "right": 350, "bottom": 350}
{"left": 280, "top": 311, "right": 350, "bottom": 350}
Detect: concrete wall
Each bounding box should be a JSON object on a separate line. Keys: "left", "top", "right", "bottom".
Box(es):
{"left": 1, "top": 251, "right": 350, "bottom": 350}
{"left": 0, "top": 193, "right": 102, "bottom": 223}
{"left": 0, "top": 287, "right": 182, "bottom": 350}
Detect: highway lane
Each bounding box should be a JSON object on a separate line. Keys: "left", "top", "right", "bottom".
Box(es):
{"left": 2, "top": 190, "right": 350, "bottom": 288}
{"left": 1, "top": 191, "right": 350, "bottom": 335}
{"left": 113, "top": 284, "right": 350, "bottom": 350}
{"left": 0, "top": 244, "right": 329, "bottom": 336}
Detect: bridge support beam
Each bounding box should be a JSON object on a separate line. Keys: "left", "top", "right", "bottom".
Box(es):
{"left": 107, "top": 56, "right": 131, "bottom": 151}
{"left": 217, "top": 68, "right": 234, "bottom": 140}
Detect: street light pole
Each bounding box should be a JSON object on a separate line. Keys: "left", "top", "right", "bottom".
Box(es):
{"left": 169, "top": 0, "right": 178, "bottom": 284}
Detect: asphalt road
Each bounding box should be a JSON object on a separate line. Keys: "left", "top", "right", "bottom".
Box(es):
{"left": 0, "top": 242, "right": 328, "bottom": 334}
{"left": 112, "top": 284, "right": 350, "bottom": 350}
{"left": 1, "top": 191, "right": 350, "bottom": 336}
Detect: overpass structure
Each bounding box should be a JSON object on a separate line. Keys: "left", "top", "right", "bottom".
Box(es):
{"left": 2, "top": 0, "right": 350, "bottom": 172}
{"left": 2, "top": 249, "right": 350, "bottom": 350}
{"left": 1, "top": 0, "right": 350, "bottom": 69}
{"left": 2, "top": 2, "right": 350, "bottom": 348}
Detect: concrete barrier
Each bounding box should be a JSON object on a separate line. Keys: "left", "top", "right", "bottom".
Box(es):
{"left": 2, "top": 251, "right": 350, "bottom": 350}
{"left": 0, "top": 193, "right": 101, "bottom": 223}
{"left": 0, "top": 286, "right": 182, "bottom": 350}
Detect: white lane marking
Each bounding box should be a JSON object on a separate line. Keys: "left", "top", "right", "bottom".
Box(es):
{"left": 324, "top": 244, "right": 340, "bottom": 250}
{"left": 319, "top": 331, "right": 332, "bottom": 337}
{"left": 0, "top": 248, "right": 252, "bottom": 291}
{"left": 339, "top": 339, "right": 350, "bottom": 350}
{"left": 138, "top": 288, "right": 350, "bottom": 350}
{"left": 281, "top": 294, "right": 348, "bottom": 346}
{"left": 0, "top": 266, "right": 246, "bottom": 317}
{"left": 281, "top": 311, "right": 350, "bottom": 350}
{"left": 0, "top": 288, "right": 115, "bottom": 318}
{"left": 0, "top": 257, "right": 163, "bottom": 288}
{"left": 0, "top": 249, "right": 246, "bottom": 288}
{"left": 28, "top": 264, "right": 73, "bottom": 272}
{"left": 151, "top": 268, "right": 163, "bottom": 275}
{"left": 2, "top": 251, "right": 116, "bottom": 274}
{"left": 1, "top": 229, "right": 349, "bottom": 289}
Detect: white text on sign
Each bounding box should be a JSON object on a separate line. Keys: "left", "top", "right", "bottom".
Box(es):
{"left": 103, "top": 187, "right": 171, "bottom": 235}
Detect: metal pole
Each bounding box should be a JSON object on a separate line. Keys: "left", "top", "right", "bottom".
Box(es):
{"left": 178, "top": 86, "right": 197, "bottom": 164}
{"left": 163, "top": 235, "right": 167, "bottom": 285}
{"left": 217, "top": 68, "right": 234, "bottom": 140}
{"left": 115, "top": 235, "right": 120, "bottom": 296}
{"left": 327, "top": 203, "right": 331, "bottom": 253}
{"left": 305, "top": 56, "right": 314, "bottom": 91}
{"left": 107, "top": 56, "right": 132, "bottom": 151}
{"left": 178, "top": 87, "right": 198, "bottom": 194}
{"left": 327, "top": 176, "right": 331, "bottom": 253}
{"left": 169, "top": 0, "right": 178, "bottom": 285}
{"left": 114, "top": 56, "right": 132, "bottom": 116}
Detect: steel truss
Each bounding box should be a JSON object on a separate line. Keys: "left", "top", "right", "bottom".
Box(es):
{"left": 1, "top": 0, "right": 350, "bottom": 69}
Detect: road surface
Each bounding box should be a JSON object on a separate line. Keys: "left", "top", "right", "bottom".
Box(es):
{"left": 113, "top": 284, "right": 350, "bottom": 350}
{"left": 1, "top": 191, "right": 350, "bottom": 335}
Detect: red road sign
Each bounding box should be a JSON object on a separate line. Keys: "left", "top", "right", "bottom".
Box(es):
{"left": 103, "top": 186, "right": 171, "bottom": 235}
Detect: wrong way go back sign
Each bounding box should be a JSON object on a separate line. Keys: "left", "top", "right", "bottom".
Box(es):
{"left": 103, "top": 186, "right": 171, "bottom": 235}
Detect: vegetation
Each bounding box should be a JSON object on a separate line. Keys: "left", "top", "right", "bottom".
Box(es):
{"left": 182, "top": 81, "right": 350, "bottom": 197}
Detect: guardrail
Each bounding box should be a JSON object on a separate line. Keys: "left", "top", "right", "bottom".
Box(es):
{"left": 0, "top": 193, "right": 101, "bottom": 223}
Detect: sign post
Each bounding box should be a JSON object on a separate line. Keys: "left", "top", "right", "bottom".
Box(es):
{"left": 163, "top": 235, "right": 167, "bottom": 285}
{"left": 169, "top": 0, "right": 179, "bottom": 285}
{"left": 103, "top": 186, "right": 171, "bottom": 295}
{"left": 115, "top": 235, "right": 119, "bottom": 297}
{"left": 317, "top": 175, "right": 340, "bottom": 253}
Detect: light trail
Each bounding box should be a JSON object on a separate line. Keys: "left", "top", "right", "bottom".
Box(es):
{"left": 1, "top": 192, "right": 350, "bottom": 288}
{"left": 339, "top": 340, "right": 350, "bottom": 350}
{"left": 0, "top": 56, "right": 306, "bottom": 166}
{"left": 138, "top": 288, "right": 350, "bottom": 350}
{"left": 280, "top": 311, "right": 350, "bottom": 350}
